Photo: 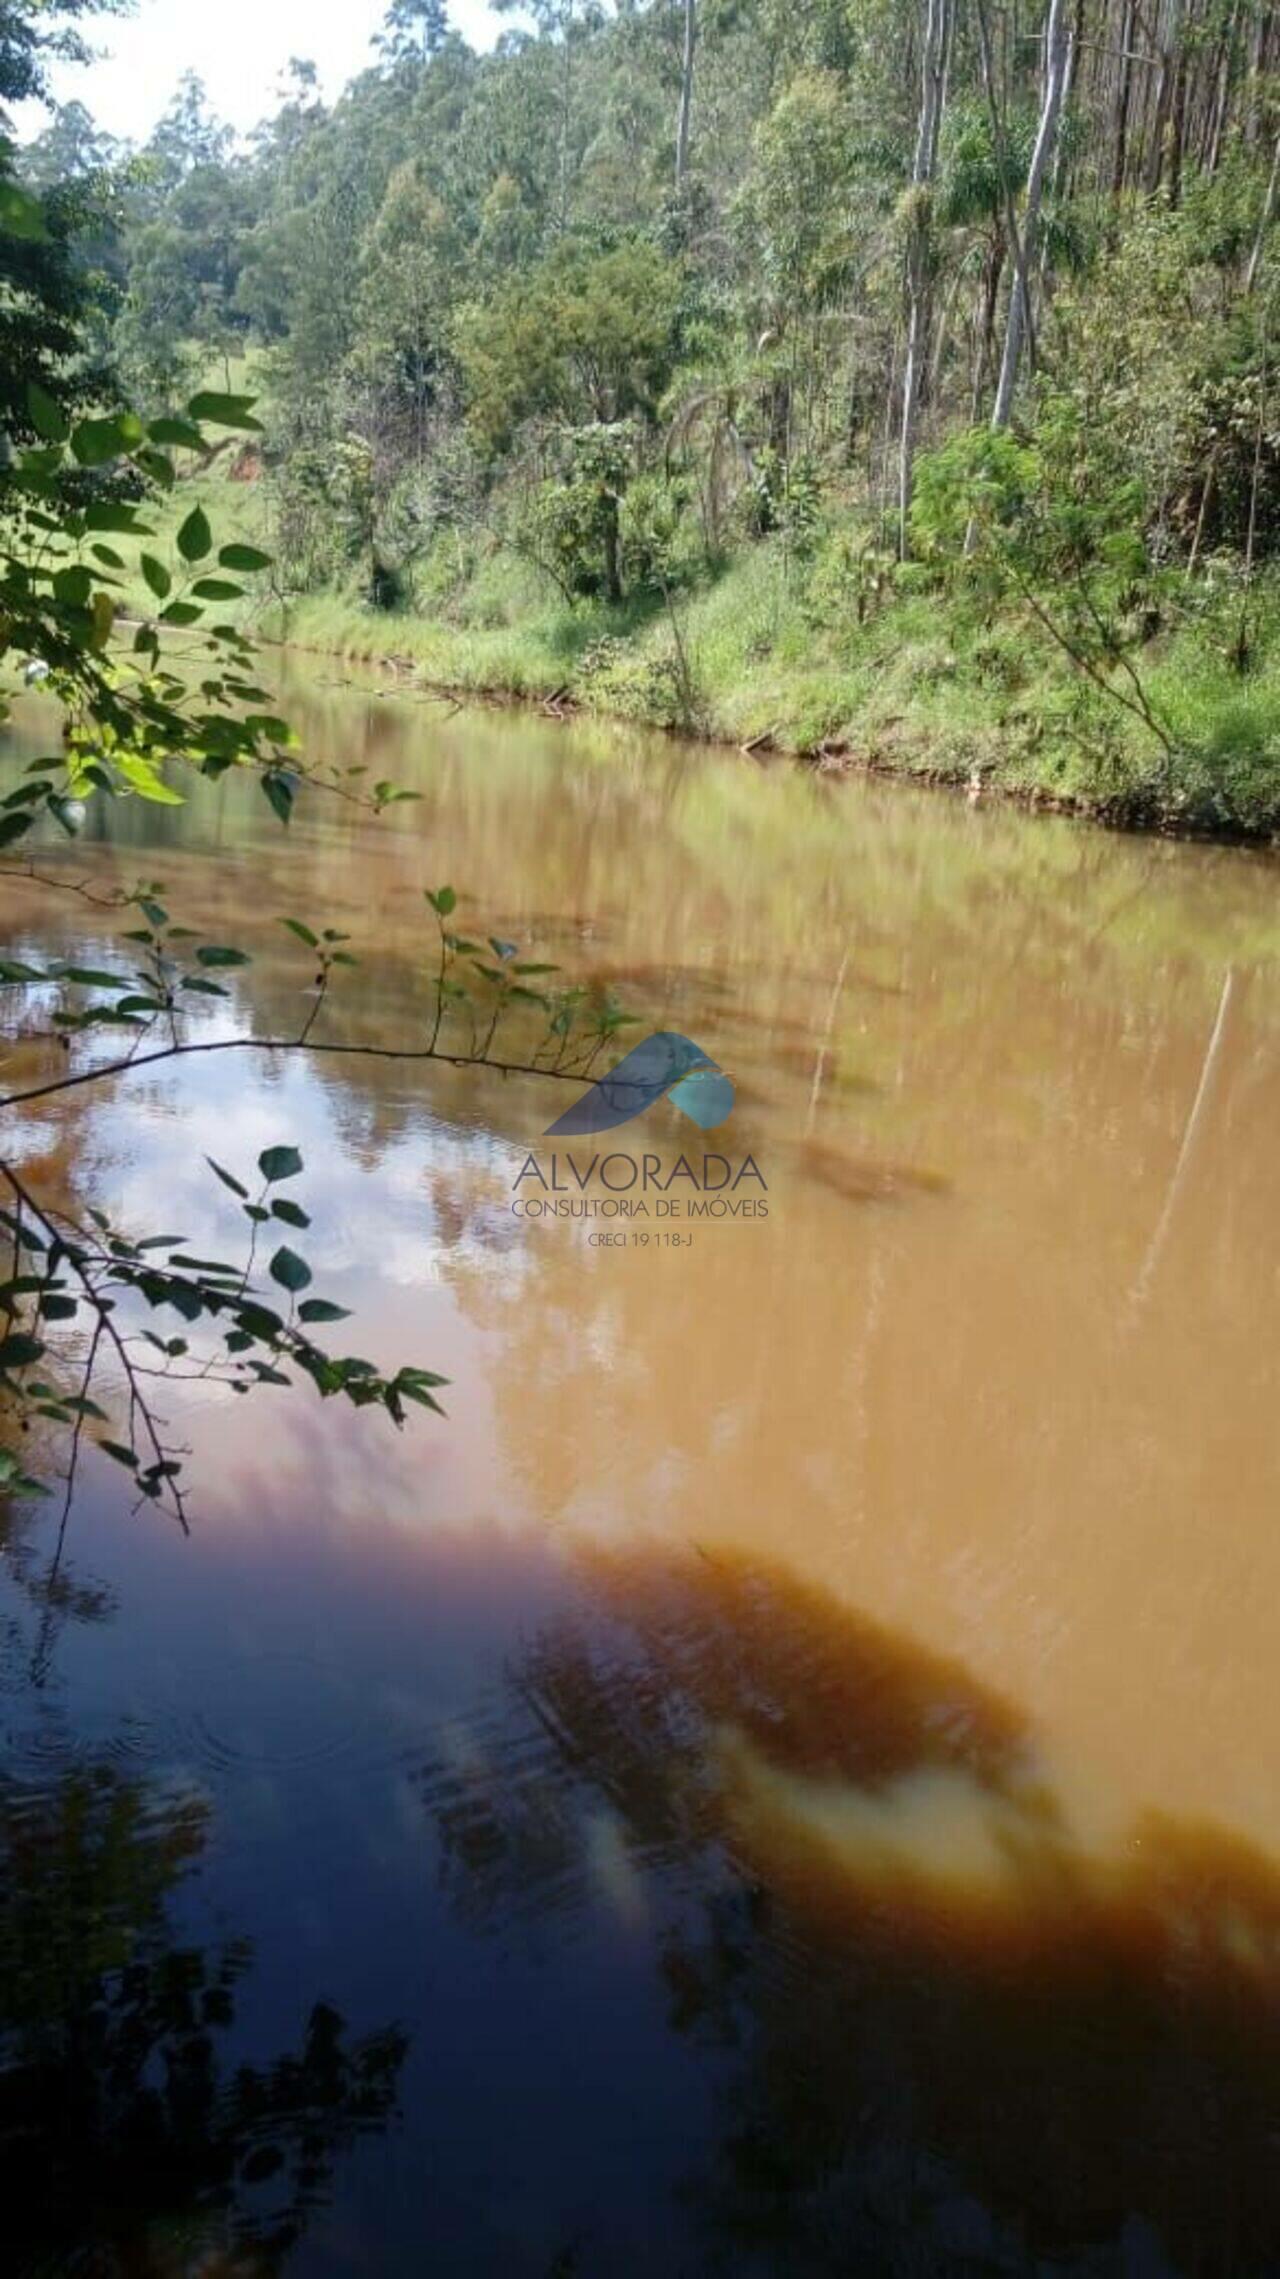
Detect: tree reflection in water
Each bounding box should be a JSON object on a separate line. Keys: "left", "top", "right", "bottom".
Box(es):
{"left": 0, "top": 1453, "right": 118, "bottom": 1691}
{"left": 424, "top": 1545, "right": 1280, "bottom": 2278}
{"left": 0, "top": 1753, "right": 407, "bottom": 2276}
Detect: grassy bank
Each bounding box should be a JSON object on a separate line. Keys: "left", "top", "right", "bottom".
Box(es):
{"left": 263, "top": 544, "right": 1280, "bottom": 840}
{"left": 109, "top": 436, "right": 1280, "bottom": 840}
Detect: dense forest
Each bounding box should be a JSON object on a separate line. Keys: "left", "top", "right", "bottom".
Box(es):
{"left": 7, "top": 0, "right": 1280, "bottom": 827}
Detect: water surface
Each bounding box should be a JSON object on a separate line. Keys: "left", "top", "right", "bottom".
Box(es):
{"left": 3, "top": 663, "right": 1280, "bottom": 2275}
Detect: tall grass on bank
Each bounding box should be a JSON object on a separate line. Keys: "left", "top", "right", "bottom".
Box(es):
{"left": 268, "top": 544, "right": 1280, "bottom": 836}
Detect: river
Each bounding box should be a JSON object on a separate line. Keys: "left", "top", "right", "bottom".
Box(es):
{"left": 2, "top": 659, "right": 1280, "bottom": 2275}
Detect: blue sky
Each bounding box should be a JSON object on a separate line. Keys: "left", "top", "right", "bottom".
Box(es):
{"left": 13, "top": 0, "right": 504, "bottom": 145}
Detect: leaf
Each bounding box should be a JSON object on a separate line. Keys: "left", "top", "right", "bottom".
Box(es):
{"left": 207, "top": 1157, "right": 248, "bottom": 1200}
{"left": 196, "top": 945, "right": 250, "bottom": 968}
{"left": 298, "top": 1299, "right": 351, "bottom": 1324}
{"left": 398, "top": 1381, "right": 447, "bottom": 1415}
{"left": 259, "top": 1146, "right": 303, "bottom": 1184}
{"left": 148, "top": 415, "right": 205, "bottom": 450}
{"left": 191, "top": 578, "right": 245, "bottom": 601}
{"left": 220, "top": 543, "right": 272, "bottom": 571}
{"left": 90, "top": 591, "right": 115, "bottom": 651}
{"left": 27, "top": 381, "right": 68, "bottom": 443}
{"left": 186, "top": 390, "right": 264, "bottom": 432}
{"left": 141, "top": 554, "right": 171, "bottom": 601}
{"left": 52, "top": 564, "right": 91, "bottom": 607}
{"left": 0, "top": 959, "right": 45, "bottom": 983}
{"left": 38, "top": 1294, "right": 78, "bottom": 1321}
{"left": 176, "top": 506, "right": 213, "bottom": 563}
{"left": 0, "top": 179, "right": 46, "bottom": 241}
{"left": 0, "top": 1334, "right": 46, "bottom": 1370}
{"left": 426, "top": 886, "right": 456, "bottom": 917}
{"left": 263, "top": 772, "right": 294, "bottom": 826}
{"left": 136, "top": 446, "right": 175, "bottom": 490}
{"left": 71, "top": 415, "right": 139, "bottom": 467}
{"left": 117, "top": 753, "right": 183, "bottom": 806}
{"left": 99, "top": 1440, "right": 139, "bottom": 1470}
{"left": 84, "top": 502, "right": 149, "bottom": 533}
{"left": 489, "top": 938, "right": 519, "bottom": 961}
{"left": 269, "top": 1246, "right": 312, "bottom": 1294}
{"left": 281, "top": 919, "right": 318, "bottom": 947}
{"left": 55, "top": 967, "right": 122, "bottom": 988}
{"left": 271, "top": 1198, "right": 310, "bottom": 1228}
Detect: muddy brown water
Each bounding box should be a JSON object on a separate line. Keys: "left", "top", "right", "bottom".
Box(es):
{"left": 2, "top": 661, "right": 1279, "bottom": 2275}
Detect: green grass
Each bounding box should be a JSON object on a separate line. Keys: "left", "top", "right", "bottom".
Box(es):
{"left": 266, "top": 546, "right": 1280, "bottom": 835}
{"left": 109, "top": 396, "right": 1280, "bottom": 839}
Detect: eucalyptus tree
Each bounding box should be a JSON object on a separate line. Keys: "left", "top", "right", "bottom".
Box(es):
{"left": 16, "top": 98, "right": 118, "bottom": 187}
{"left": 0, "top": 0, "right": 120, "bottom": 116}
{"left": 988, "top": 0, "right": 1072, "bottom": 430}
{"left": 377, "top": 0, "right": 451, "bottom": 66}
{"left": 898, "top": 0, "right": 950, "bottom": 554}
{"left": 675, "top": 0, "right": 696, "bottom": 188}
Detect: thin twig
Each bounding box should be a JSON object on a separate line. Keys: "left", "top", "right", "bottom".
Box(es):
{"left": 0, "top": 1032, "right": 607, "bottom": 1117}
{"left": 0, "top": 1161, "right": 190, "bottom": 1533}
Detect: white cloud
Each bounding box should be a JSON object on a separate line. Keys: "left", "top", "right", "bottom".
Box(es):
{"left": 11, "top": 0, "right": 503, "bottom": 147}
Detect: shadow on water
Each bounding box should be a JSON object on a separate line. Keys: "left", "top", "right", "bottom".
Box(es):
{"left": 424, "top": 1544, "right": 1280, "bottom": 2278}
{"left": 0, "top": 1746, "right": 407, "bottom": 2277}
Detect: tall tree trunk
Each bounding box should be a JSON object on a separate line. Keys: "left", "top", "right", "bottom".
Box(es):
{"left": 1206, "top": 0, "right": 1241, "bottom": 175}
{"left": 898, "top": 0, "right": 950, "bottom": 555}
{"left": 1146, "top": 0, "right": 1186, "bottom": 192}
{"left": 1246, "top": 0, "right": 1268, "bottom": 145}
{"left": 971, "top": 229, "right": 1006, "bottom": 419}
{"left": 1167, "top": 49, "right": 1188, "bottom": 203}
{"left": 675, "top": 0, "right": 697, "bottom": 190}
{"left": 991, "top": 0, "right": 1072, "bottom": 430}
{"left": 1245, "top": 131, "right": 1280, "bottom": 293}
{"left": 1112, "top": 0, "right": 1137, "bottom": 193}
{"left": 601, "top": 485, "right": 622, "bottom": 604}
{"left": 556, "top": 1, "right": 575, "bottom": 231}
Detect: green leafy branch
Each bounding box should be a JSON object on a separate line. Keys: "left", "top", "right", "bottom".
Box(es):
{"left": 424, "top": 882, "right": 636, "bottom": 1066}
{"left": 2, "top": 382, "right": 422, "bottom": 848}
{"left": 0, "top": 887, "right": 639, "bottom": 1519}
{"left": 0, "top": 398, "right": 639, "bottom": 1539}
{"left": 0, "top": 1144, "right": 448, "bottom": 1530}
